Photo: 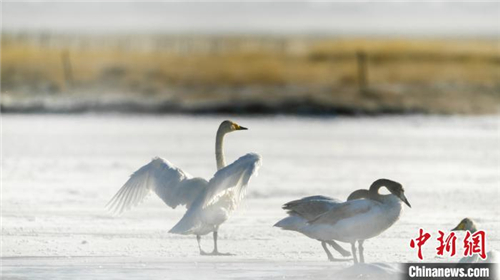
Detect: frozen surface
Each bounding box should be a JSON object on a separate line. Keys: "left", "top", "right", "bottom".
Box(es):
{"left": 2, "top": 114, "right": 499, "bottom": 279}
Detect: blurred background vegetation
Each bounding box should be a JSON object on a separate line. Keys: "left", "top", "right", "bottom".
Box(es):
{"left": 2, "top": 2, "right": 499, "bottom": 115}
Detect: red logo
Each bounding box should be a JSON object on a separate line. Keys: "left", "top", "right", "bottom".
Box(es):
{"left": 410, "top": 228, "right": 431, "bottom": 260}
{"left": 436, "top": 230, "right": 457, "bottom": 257}
{"left": 463, "top": 230, "right": 486, "bottom": 260}
{"left": 410, "top": 229, "right": 487, "bottom": 260}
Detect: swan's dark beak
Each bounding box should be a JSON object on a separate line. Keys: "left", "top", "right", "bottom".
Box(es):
{"left": 401, "top": 193, "right": 411, "bottom": 208}
{"left": 238, "top": 126, "right": 248, "bottom": 130}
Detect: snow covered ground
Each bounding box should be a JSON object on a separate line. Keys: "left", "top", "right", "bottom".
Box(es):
{"left": 2, "top": 114, "right": 499, "bottom": 279}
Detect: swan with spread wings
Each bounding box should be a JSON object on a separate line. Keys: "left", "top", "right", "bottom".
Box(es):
{"left": 106, "top": 120, "right": 262, "bottom": 255}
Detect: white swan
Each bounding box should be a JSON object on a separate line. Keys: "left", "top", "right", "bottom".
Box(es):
{"left": 452, "top": 218, "right": 497, "bottom": 263}
{"left": 106, "top": 120, "right": 262, "bottom": 255}
{"left": 275, "top": 179, "right": 411, "bottom": 263}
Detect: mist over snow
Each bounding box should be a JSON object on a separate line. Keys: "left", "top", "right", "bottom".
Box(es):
{"left": 3, "top": 2, "right": 499, "bottom": 36}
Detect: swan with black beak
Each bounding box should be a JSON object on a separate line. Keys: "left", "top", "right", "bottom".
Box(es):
{"left": 275, "top": 179, "right": 411, "bottom": 263}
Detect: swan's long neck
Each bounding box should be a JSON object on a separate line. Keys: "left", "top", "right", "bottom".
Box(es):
{"left": 347, "top": 189, "right": 370, "bottom": 201}
{"left": 468, "top": 223, "right": 478, "bottom": 233}
{"left": 348, "top": 179, "right": 395, "bottom": 202}
{"left": 216, "top": 127, "right": 227, "bottom": 170}
{"left": 369, "top": 179, "right": 392, "bottom": 194}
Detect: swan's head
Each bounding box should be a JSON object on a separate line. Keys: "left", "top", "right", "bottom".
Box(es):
{"left": 382, "top": 179, "right": 411, "bottom": 208}
{"left": 219, "top": 120, "right": 248, "bottom": 134}
{"left": 452, "top": 218, "right": 477, "bottom": 232}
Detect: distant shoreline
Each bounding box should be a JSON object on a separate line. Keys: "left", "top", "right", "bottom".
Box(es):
{"left": 0, "top": 92, "right": 490, "bottom": 116}
{"left": 1, "top": 100, "right": 421, "bottom": 116}
{"left": 3, "top": 35, "right": 499, "bottom": 115}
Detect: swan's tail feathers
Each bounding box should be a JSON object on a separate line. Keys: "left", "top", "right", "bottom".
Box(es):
{"left": 168, "top": 225, "right": 190, "bottom": 235}
{"left": 273, "top": 216, "right": 305, "bottom": 231}
{"left": 168, "top": 218, "right": 192, "bottom": 235}
{"left": 168, "top": 206, "right": 199, "bottom": 235}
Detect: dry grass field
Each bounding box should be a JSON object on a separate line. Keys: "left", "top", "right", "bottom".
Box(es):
{"left": 2, "top": 34, "right": 499, "bottom": 114}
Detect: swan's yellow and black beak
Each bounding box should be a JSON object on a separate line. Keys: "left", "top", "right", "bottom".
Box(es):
{"left": 400, "top": 192, "right": 411, "bottom": 208}
{"left": 233, "top": 123, "right": 248, "bottom": 131}
{"left": 451, "top": 221, "right": 465, "bottom": 231}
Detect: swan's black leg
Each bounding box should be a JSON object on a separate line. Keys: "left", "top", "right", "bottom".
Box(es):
{"left": 351, "top": 242, "right": 358, "bottom": 264}
{"left": 321, "top": 241, "right": 335, "bottom": 261}
{"left": 326, "top": 240, "right": 351, "bottom": 257}
{"left": 213, "top": 231, "right": 219, "bottom": 253}
{"left": 206, "top": 231, "right": 233, "bottom": 256}
{"left": 320, "top": 240, "right": 352, "bottom": 262}
{"left": 197, "top": 235, "right": 209, "bottom": 255}
{"left": 358, "top": 240, "right": 365, "bottom": 263}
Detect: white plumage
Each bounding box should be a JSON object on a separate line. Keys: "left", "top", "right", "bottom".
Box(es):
{"left": 302, "top": 195, "right": 404, "bottom": 243}
{"left": 275, "top": 179, "right": 410, "bottom": 263}
{"left": 168, "top": 153, "right": 261, "bottom": 235}
{"left": 107, "top": 120, "right": 262, "bottom": 255}
{"left": 107, "top": 153, "right": 261, "bottom": 235}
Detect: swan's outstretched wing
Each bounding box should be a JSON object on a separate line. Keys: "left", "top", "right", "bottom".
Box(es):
{"left": 106, "top": 157, "right": 207, "bottom": 215}
{"left": 282, "top": 195, "right": 342, "bottom": 220}
{"left": 203, "top": 153, "right": 262, "bottom": 207}
{"left": 169, "top": 153, "right": 262, "bottom": 234}
{"left": 308, "top": 199, "right": 374, "bottom": 226}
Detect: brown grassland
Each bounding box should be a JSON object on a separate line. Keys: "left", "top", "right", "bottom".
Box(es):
{"left": 2, "top": 34, "right": 499, "bottom": 114}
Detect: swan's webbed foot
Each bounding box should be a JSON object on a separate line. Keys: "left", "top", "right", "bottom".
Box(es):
{"left": 207, "top": 250, "right": 235, "bottom": 256}
{"left": 199, "top": 249, "right": 209, "bottom": 256}
{"left": 197, "top": 235, "right": 209, "bottom": 256}
{"left": 200, "top": 250, "right": 233, "bottom": 256}
{"left": 328, "top": 257, "right": 354, "bottom": 262}
{"left": 198, "top": 231, "right": 235, "bottom": 256}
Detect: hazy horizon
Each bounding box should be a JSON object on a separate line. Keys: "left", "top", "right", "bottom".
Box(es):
{"left": 3, "top": 1, "right": 499, "bottom": 37}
